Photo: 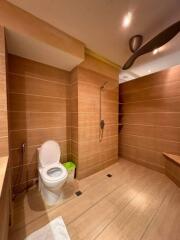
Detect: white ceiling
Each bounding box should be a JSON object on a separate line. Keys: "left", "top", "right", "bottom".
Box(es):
{"left": 7, "top": 0, "right": 180, "bottom": 79}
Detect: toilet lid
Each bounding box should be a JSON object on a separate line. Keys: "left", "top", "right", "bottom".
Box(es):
{"left": 39, "top": 140, "right": 61, "bottom": 167}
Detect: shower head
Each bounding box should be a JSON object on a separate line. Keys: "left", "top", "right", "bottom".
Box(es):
{"left": 100, "top": 81, "right": 108, "bottom": 90}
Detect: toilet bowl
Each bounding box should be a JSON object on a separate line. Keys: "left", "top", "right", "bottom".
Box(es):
{"left": 38, "top": 140, "right": 68, "bottom": 205}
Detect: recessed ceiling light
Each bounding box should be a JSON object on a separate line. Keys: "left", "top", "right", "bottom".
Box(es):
{"left": 153, "top": 48, "right": 159, "bottom": 55}
{"left": 122, "top": 12, "right": 132, "bottom": 28}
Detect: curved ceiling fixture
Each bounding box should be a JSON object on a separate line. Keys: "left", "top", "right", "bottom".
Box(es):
{"left": 129, "top": 35, "right": 143, "bottom": 53}
{"left": 122, "top": 21, "right": 180, "bottom": 70}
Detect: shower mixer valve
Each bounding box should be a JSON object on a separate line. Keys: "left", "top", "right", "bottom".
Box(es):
{"left": 100, "top": 119, "right": 105, "bottom": 129}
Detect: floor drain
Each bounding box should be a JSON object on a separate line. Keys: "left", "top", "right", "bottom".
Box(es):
{"left": 75, "top": 191, "right": 82, "bottom": 196}
{"left": 107, "top": 174, "right": 112, "bottom": 177}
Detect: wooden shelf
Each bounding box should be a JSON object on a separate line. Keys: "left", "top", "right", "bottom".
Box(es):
{"left": 163, "top": 152, "right": 180, "bottom": 166}
{"left": 0, "top": 156, "right": 9, "bottom": 197}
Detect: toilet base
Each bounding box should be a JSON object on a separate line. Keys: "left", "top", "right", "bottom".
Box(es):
{"left": 41, "top": 187, "right": 62, "bottom": 206}
{"left": 39, "top": 178, "right": 65, "bottom": 206}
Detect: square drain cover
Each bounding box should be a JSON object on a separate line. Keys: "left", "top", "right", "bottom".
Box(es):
{"left": 75, "top": 191, "right": 82, "bottom": 196}
{"left": 107, "top": 174, "right": 112, "bottom": 177}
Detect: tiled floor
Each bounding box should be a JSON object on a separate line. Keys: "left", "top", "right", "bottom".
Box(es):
{"left": 9, "top": 159, "right": 180, "bottom": 240}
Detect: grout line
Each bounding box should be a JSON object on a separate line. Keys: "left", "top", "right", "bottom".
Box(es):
{"left": 119, "top": 133, "right": 180, "bottom": 144}
{"left": 119, "top": 94, "right": 180, "bottom": 104}
{"left": 9, "top": 126, "right": 69, "bottom": 132}
{"left": 93, "top": 172, "right": 163, "bottom": 240}
{"left": 71, "top": 135, "right": 118, "bottom": 144}
{"left": 119, "top": 78, "right": 180, "bottom": 95}
{"left": 8, "top": 111, "right": 68, "bottom": 113}
{"left": 120, "top": 142, "right": 173, "bottom": 154}
{"left": 8, "top": 72, "right": 70, "bottom": 87}
{"left": 138, "top": 193, "right": 169, "bottom": 240}
{"left": 9, "top": 92, "right": 69, "bottom": 100}
{"left": 9, "top": 124, "right": 118, "bottom": 132}
{"left": 11, "top": 153, "right": 70, "bottom": 169}
{"left": 68, "top": 168, "right": 154, "bottom": 237}
{"left": 71, "top": 96, "right": 118, "bottom": 104}
{"left": 10, "top": 139, "right": 71, "bottom": 150}
{"left": 8, "top": 110, "right": 119, "bottom": 114}
{"left": 118, "top": 112, "right": 180, "bottom": 114}
{"left": 120, "top": 123, "right": 180, "bottom": 128}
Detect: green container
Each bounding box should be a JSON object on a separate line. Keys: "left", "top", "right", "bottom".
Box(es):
{"left": 63, "top": 162, "right": 76, "bottom": 181}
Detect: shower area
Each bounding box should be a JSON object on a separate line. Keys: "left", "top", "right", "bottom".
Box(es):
{"left": 70, "top": 64, "right": 119, "bottom": 179}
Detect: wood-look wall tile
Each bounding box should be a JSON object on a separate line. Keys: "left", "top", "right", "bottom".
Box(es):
{"left": 121, "top": 96, "right": 180, "bottom": 113}
{"left": 12, "top": 162, "right": 38, "bottom": 186}
{"left": 8, "top": 112, "right": 67, "bottom": 130}
{"left": 8, "top": 54, "right": 70, "bottom": 85}
{"left": 119, "top": 144, "right": 165, "bottom": 172}
{"left": 0, "top": 111, "right": 8, "bottom": 136}
{"left": 9, "top": 140, "right": 70, "bottom": 167}
{"left": 0, "top": 81, "right": 7, "bottom": 110}
{"left": 165, "top": 159, "right": 180, "bottom": 186}
{"left": 8, "top": 74, "right": 68, "bottom": 98}
{"left": 121, "top": 124, "right": 180, "bottom": 142}
{"left": 119, "top": 65, "right": 180, "bottom": 182}
{"left": 119, "top": 65, "right": 179, "bottom": 93}
{"left": 0, "top": 54, "right": 5, "bottom": 73}
{"left": 0, "top": 72, "right": 6, "bottom": 82}
{"left": 9, "top": 93, "right": 68, "bottom": 112}
{"left": 13, "top": 179, "right": 37, "bottom": 195}
{"left": 120, "top": 80, "right": 180, "bottom": 103}
{"left": 0, "top": 28, "right": 5, "bottom": 55}
{"left": 8, "top": 55, "right": 71, "bottom": 192}
{"left": 9, "top": 127, "right": 69, "bottom": 149}
{"left": 120, "top": 112, "right": 180, "bottom": 127}
{"left": 119, "top": 134, "right": 180, "bottom": 156}
{"left": 0, "top": 137, "right": 8, "bottom": 157}
{"left": 77, "top": 157, "right": 117, "bottom": 179}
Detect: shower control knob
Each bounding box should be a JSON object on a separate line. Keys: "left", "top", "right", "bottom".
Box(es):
{"left": 100, "top": 120, "right": 105, "bottom": 129}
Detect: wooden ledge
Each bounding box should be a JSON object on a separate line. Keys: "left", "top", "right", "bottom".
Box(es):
{"left": 0, "top": 156, "right": 9, "bottom": 197}
{"left": 163, "top": 152, "right": 180, "bottom": 166}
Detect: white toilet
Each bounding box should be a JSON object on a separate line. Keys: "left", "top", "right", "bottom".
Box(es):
{"left": 38, "top": 140, "right": 68, "bottom": 206}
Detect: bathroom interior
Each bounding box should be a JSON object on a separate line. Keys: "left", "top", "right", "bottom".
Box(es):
{"left": 0, "top": 0, "right": 180, "bottom": 239}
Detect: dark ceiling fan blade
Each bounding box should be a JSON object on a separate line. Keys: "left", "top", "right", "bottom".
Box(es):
{"left": 122, "top": 21, "right": 180, "bottom": 70}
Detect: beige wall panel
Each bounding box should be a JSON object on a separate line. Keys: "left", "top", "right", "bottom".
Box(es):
{"left": 8, "top": 55, "right": 70, "bottom": 193}
{"left": 9, "top": 93, "right": 68, "bottom": 112}
{"left": 119, "top": 65, "right": 179, "bottom": 93}
{"left": 0, "top": 26, "right": 10, "bottom": 240}
{"left": 8, "top": 54, "right": 70, "bottom": 84}
{"left": 119, "top": 65, "right": 180, "bottom": 185}
{"left": 120, "top": 112, "right": 180, "bottom": 127}
{"left": 8, "top": 112, "right": 68, "bottom": 130}
{"left": 8, "top": 74, "right": 69, "bottom": 98}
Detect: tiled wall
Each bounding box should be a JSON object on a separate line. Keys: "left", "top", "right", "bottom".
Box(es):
{"left": 119, "top": 65, "right": 180, "bottom": 174}
{"left": 8, "top": 53, "right": 119, "bottom": 192}
{"left": 0, "top": 26, "right": 10, "bottom": 240}
{"left": 0, "top": 27, "right": 8, "bottom": 157}
{"left": 71, "top": 55, "right": 119, "bottom": 179}
{"left": 7, "top": 54, "right": 71, "bottom": 193}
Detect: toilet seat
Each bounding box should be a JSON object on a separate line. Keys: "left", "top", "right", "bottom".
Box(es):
{"left": 40, "top": 163, "right": 67, "bottom": 183}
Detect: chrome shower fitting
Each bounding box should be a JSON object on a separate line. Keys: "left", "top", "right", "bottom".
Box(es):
{"left": 99, "top": 81, "right": 108, "bottom": 142}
